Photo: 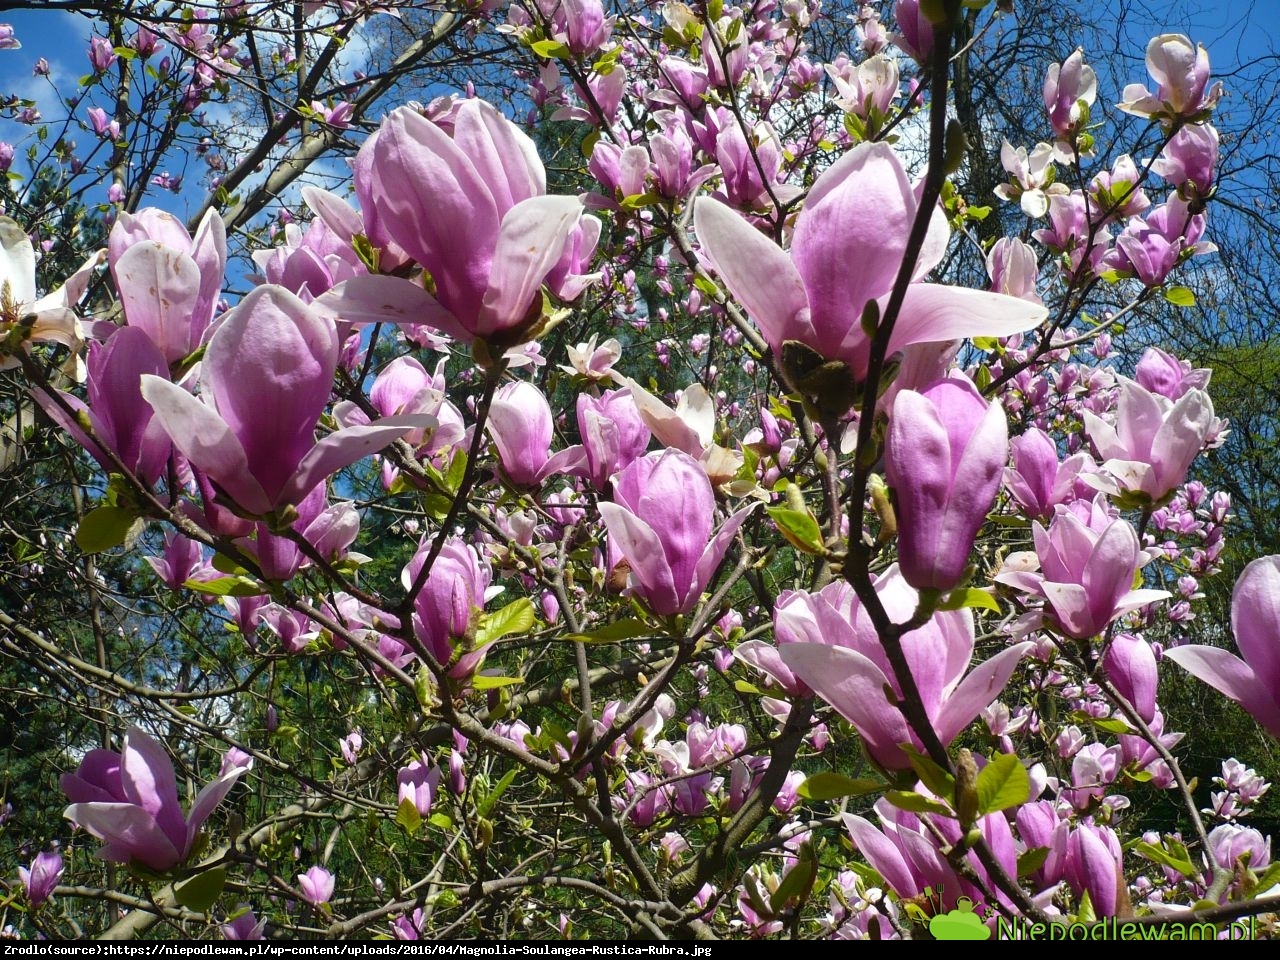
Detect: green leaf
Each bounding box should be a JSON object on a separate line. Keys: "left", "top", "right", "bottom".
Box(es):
{"left": 76, "top": 506, "right": 143, "bottom": 553}
{"left": 427, "top": 812, "right": 453, "bottom": 830}
{"left": 1164, "top": 285, "right": 1196, "bottom": 307}
{"left": 183, "top": 575, "right": 264, "bottom": 597}
{"left": 471, "top": 674, "right": 523, "bottom": 691}
{"left": 1017, "top": 846, "right": 1050, "bottom": 878}
{"left": 901, "top": 744, "right": 956, "bottom": 806}
{"left": 619, "top": 191, "right": 662, "bottom": 211}
{"left": 707, "top": 0, "right": 723, "bottom": 20}
{"left": 692, "top": 275, "right": 720, "bottom": 300}
{"left": 210, "top": 552, "right": 248, "bottom": 575}
{"left": 975, "top": 752, "right": 1029, "bottom": 814}
{"left": 175, "top": 867, "right": 226, "bottom": 912}
{"left": 1251, "top": 861, "right": 1280, "bottom": 894}
{"left": 938, "top": 587, "right": 1001, "bottom": 613}
{"left": 970, "top": 336, "right": 1000, "bottom": 353}
{"left": 477, "top": 767, "right": 518, "bottom": 818}
{"left": 1134, "top": 840, "right": 1195, "bottom": 877}
{"left": 475, "top": 597, "right": 535, "bottom": 645}
{"left": 765, "top": 505, "right": 824, "bottom": 554}
{"left": 769, "top": 852, "right": 816, "bottom": 913}
{"left": 530, "top": 38, "right": 572, "bottom": 59}
{"left": 1089, "top": 716, "right": 1132, "bottom": 735}
{"left": 733, "top": 679, "right": 764, "bottom": 695}
{"left": 884, "top": 789, "right": 953, "bottom": 816}
{"left": 797, "top": 773, "right": 884, "bottom": 801}
{"left": 565, "top": 619, "right": 651, "bottom": 643}
{"left": 351, "top": 233, "right": 380, "bottom": 273}
{"left": 396, "top": 797, "right": 422, "bottom": 835}
{"left": 444, "top": 449, "right": 468, "bottom": 493}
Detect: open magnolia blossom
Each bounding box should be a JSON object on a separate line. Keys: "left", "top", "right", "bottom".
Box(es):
{"left": 777, "top": 569, "right": 1033, "bottom": 770}
{"left": 344, "top": 100, "right": 596, "bottom": 347}
{"left": 1166, "top": 556, "right": 1280, "bottom": 739}
{"left": 140, "top": 285, "right": 433, "bottom": 518}
{"left": 0, "top": 216, "right": 100, "bottom": 378}
{"left": 693, "top": 141, "right": 1047, "bottom": 400}
{"left": 62, "top": 727, "right": 252, "bottom": 872}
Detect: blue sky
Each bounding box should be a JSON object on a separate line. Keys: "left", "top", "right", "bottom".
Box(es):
{"left": 0, "top": 1, "right": 1274, "bottom": 228}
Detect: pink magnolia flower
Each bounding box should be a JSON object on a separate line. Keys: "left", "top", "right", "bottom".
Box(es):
{"left": 825, "top": 53, "right": 899, "bottom": 121}
{"left": 778, "top": 569, "right": 1032, "bottom": 769}
{"left": 141, "top": 286, "right": 431, "bottom": 518}
{"left": 994, "top": 140, "right": 1064, "bottom": 218}
{"left": 997, "top": 507, "right": 1170, "bottom": 641}
{"left": 1133, "top": 346, "right": 1211, "bottom": 401}
{"left": 221, "top": 906, "right": 266, "bottom": 940}
{"left": 1065, "top": 823, "right": 1122, "bottom": 916}
{"left": 19, "top": 850, "right": 63, "bottom": 907}
{"left": 1082, "top": 376, "right": 1216, "bottom": 504}
{"left": 1151, "top": 123, "right": 1218, "bottom": 200}
{"left": 352, "top": 101, "right": 589, "bottom": 346}
{"left": 844, "top": 795, "right": 1018, "bottom": 912}
{"left": 61, "top": 728, "right": 252, "bottom": 872}
{"left": 1118, "top": 34, "right": 1223, "bottom": 122}
{"left": 88, "top": 35, "right": 116, "bottom": 72}
{"left": 403, "top": 537, "right": 501, "bottom": 678}
{"left": 1003, "top": 427, "right": 1093, "bottom": 521}
{"left": 695, "top": 141, "right": 1045, "bottom": 397}
{"left": 486, "top": 380, "right": 581, "bottom": 486}
{"left": 1044, "top": 48, "right": 1097, "bottom": 146}
{"left": 886, "top": 373, "right": 1008, "bottom": 590}
{"left": 35, "top": 326, "right": 173, "bottom": 486}
{"left": 1102, "top": 632, "right": 1159, "bottom": 723}
{"left": 986, "top": 237, "right": 1043, "bottom": 305}
{"left": 397, "top": 759, "right": 440, "bottom": 817}
{"left": 108, "top": 207, "right": 227, "bottom": 363}
{"left": 889, "top": 0, "right": 933, "bottom": 63}
{"left": 298, "top": 865, "right": 334, "bottom": 906}
{"left": 1165, "top": 556, "right": 1280, "bottom": 739}
{"left": 599, "top": 449, "right": 753, "bottom": 617}
{"left": 0, "top": 24, "right": 19, "bottom": 49}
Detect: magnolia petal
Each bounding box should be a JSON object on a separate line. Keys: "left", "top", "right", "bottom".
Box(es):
{"left": 843, "top": 813, "right": 921, "bottom": 898}
{"left": 781, "top": 642, "right": 913, "bottom": 768}
{"left": 792, "top": 142, "right": 914, "bottom": 351}
{"left": 690, "top": 503, "right": 755, "bottom": 609}
{"left": 1163, "top": 646, "right": 1280, "bottom": 736}
{"left": 612, "top": 374, "right": 702, "bottom": 458}
{"left": 934, "top": 641, "right": 1033, "bottom": 745}
{"left": 281, "top": 416, "right": 436, "bottom": 510}
{"left": 453, "top": 99, "right": 546, "bottom": 209}
{"left": 140, "top": 375, "right": 272, "bottom": 516}
{"left": 0, "top": 216, "right": 37, "bottom": 305}
{"left": 477, "top": 195, "right": 582, "bottom": 338}
{"left": 115, "top": 241, "right": 204, "bottom": 363}
{"left": 1232, "top": 556, "right": 1280, "bottom": 689}
{"left": 204, "top": 286, "right": 338, "bottom": 503}
{"left": 302, "top": 186, "right": 365, "bottom": 242}
{"left": 882, "top": 284, "right": 1047, "bottom": 359}
{"left": 63, "top": 802, "right": 183, "bottom": 872}
{"left": 120, "top": 728, "right": 187, "bottom": 856}
{"left": 190, "top": 209, "right": 226, "bottom": 338}
{"left": 186, "top": 759, "right": 251, "bottom": 849}
{"left": 313, "top": 275, "right": 464, "bottom": 339}
{"left": 693, "top": 195, "right": 812, "bottom": 354}
{"left": 734, "top": 639, "right": 806, "bottom": 696}
{"left": 598, "top": 502, "right": 682, "bottom": 616}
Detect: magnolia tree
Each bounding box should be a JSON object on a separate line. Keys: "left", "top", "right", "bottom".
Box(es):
{"left": 1, "top": 0, "right": 1277, "bottom": 942}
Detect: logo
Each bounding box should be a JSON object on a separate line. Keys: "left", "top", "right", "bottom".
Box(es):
{"left": 903, "top": 887, "right": 994, "bottom": 941}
